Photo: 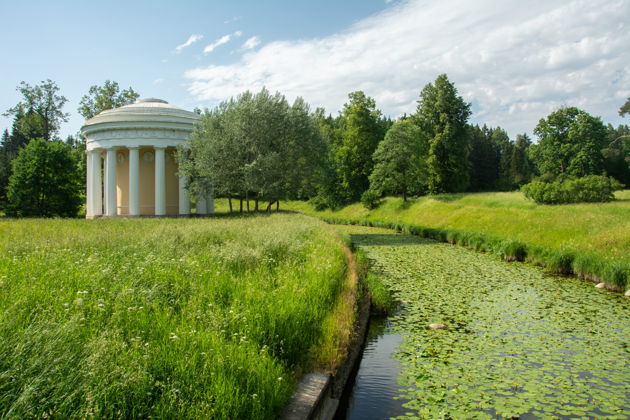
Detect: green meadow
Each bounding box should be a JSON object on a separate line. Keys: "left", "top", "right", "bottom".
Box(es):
{"left": 0, "top": 215, "right": 356, "bottom": 419}
{"left": 285, "top": 190, "right": 630, "bottom": 288}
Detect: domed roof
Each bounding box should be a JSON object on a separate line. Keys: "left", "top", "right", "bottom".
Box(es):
{"left": 83, "top": 98, "right": 200, "bottom": 128}
{"left": 81, "top": 98, "right": 201, "bottom": 151}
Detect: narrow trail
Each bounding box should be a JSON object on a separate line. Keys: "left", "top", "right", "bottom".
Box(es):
{"left": 336, "top": 225, "right": 630, "bottom": 419}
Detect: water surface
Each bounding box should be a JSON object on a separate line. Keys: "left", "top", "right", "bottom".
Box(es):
{"left": 336, "top": 225, "right": 630, "bottom": 419}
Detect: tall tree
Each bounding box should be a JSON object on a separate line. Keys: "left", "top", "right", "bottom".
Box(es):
{"left": 491, "top": 127, "right": 515, "bottom": 190}
{"left": 6, "top": 138, "right": 82, "bottom": 217}
{"left": 413, "top": 74, "right": 471, "bottom": 193}
{"left": 602, "top": 124, "right": 630, "bottom": 186}
{"left": 78, "top": 80, "right": 140, "bottom": 119}
{"left": 334, "top": 91, "right": 386, "bottom": 201}
{"left": 467, "top": 124, "right": 498, "bottom": 191}
{"left": 530, "top": 107, "right": 607, "bottom": 178}
{"left": 3, "top": 80, "right": 69, "bottom": 142}
{"left": 179, "top": 88, "right": 325, "bottom": 211}
{"left": 368, "top": 120, "right": 426, "bottom": 201}
{"left": 509, "top": 133, "right": 535, "bottom": 187}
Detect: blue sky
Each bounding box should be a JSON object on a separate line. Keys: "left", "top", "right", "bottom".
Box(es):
{"left": 1, "top": 0, "right": 629, "bottom": 139}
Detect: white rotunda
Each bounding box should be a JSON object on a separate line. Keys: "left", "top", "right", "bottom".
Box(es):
{"left": 81, "top": 98, "right": 212, "bottom": 218}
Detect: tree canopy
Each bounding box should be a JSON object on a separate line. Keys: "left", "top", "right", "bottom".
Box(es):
{"left": 530, "top": 107, "right": 607, "bottom": 179}
{"left": 78, "top": 80, "right": 140, "bottom": 120}
{"left": 178, "top": 88, "right": 326, "bottom": 211}
{"left": 334, "top": 91, "right": 389, "bottom": 201}
{"left": 413, "top": 74, "right": 471, "bottom": 193}
{"left": 3, "top": 80, "right": 69, "bottom": 142}
{"left": 368, "top": 120, "right": 426, "bottom": 201}
{"left": 6, "top": 138, "right": 82, "bottom": 217}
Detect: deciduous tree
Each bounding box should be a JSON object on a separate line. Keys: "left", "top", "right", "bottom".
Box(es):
{"left": 3, "top": 80, "right": 69, "bottom": 142}
{"left": 368, "top": 120, "right": 426, "bottom": 201}
{"left": 78, "top": 80, "right": 140, "bottom": 120}
{"left": 413, "top": 74, "right": 471, "bottom": 193}
{"left": 6, "top": 138, "right": 82, "bottom": 217}
{"left": 530, "top": 107, "right": 607, "bottom": 178}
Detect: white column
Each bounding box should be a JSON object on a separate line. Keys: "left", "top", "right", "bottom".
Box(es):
{"left": 105, "top": 147, "right": 117, "bottom": 217}
{"left": 154, "top": 147, "right": 166, "bottom": 216}
{"left": 197, "top": 195, "right": 207, "bottom": 215}
{"left": 128, "top": 147, "right": 140, "bottom": 216}
{"left": 86, "top": 150, "right": 93, "bottom": 218}
{"left": 178, "top": 176, "right": 190, "bottom": 215}
{"left": 207, "top": 186, "right": 214, "bottom": 216}
{"left": 92, "top": 150, "right": 103, "bottom": 217}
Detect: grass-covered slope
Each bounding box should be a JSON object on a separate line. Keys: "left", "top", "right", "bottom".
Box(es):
{"left": 0, "top": 214, "right": 354, "bottom": 419}
{"left": 285, "top": 191, "right": 630, "bottom": 289}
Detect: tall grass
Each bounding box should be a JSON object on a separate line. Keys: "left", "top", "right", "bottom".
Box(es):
{"left": 284, "top": 191, "right": 630, "bottom": 290}
{"left": 0, "top": 214, "right": 352, "bottom": 419}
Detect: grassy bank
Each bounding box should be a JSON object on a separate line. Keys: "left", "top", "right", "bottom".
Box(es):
{"left": 285, "top": 191, "right": 630, "bottom": 289}
{"left": 0, "top": 214, "right": 354, "bottom": 419}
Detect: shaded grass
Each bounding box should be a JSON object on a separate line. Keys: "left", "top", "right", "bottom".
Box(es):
{"left": 0, "top": 214, "right": 352, "bottom": 419}
{"left": 284, "top": 191, "right": 630, "bottom": 290}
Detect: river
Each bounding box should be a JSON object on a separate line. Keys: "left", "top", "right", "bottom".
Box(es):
{"left": 335, "top": 225, "right": 630, "bottom": 419}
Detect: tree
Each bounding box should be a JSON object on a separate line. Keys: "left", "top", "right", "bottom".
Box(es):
{"left": 6, "top": 138, "right": 82, "bottom": 217}
{"left": 491, "top": 127, "right": 515, "bottom": 190}
{"left": 78, "top": 80, "right": 140, "bottom": 119}
{"left": 368, "top": 120, "right": 426, "bottom": 201}
{"left": 602, "top": 124, "right": 630, "bottom": 186}
{"left": 468, "top": 125, "right": 498, "bottom": 191}
{"left": 619, "top": 98, "right": 630, "bottom": 117}
{"left": 334, "top": 91, "right": 387, "bottom": 201}
{"left": 530, "top": 107, "right": 607, "bottom": 179}
{"left": 179, "top": 88, "right": 325, "bottom": 212}
{"left": 3, "top": 80, "right": 69, "bottom": 142}
{"left": 508, "top": 133, "right": 535, "bottom": 187}
{"left": 413, "top": 74, "right": 471, "bottom": 193}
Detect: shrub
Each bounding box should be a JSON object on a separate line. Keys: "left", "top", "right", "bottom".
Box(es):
{"left": 361, "top": 189, "right": 383, "bottom": 209}
{"left": 521, "top": 175, "right": 619, "bottom": 204}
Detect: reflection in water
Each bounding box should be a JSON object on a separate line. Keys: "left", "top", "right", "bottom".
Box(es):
{"left": 336, "top": 317, "right": 408, "bottom": 420}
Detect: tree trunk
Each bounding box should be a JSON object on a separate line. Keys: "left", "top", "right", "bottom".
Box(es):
{"left": 228, "top": 197, "right": 233, "bottom": 213}
{"left": 239, "top": 198, "right": 243, "bottom": 213}
{"left": 255, "top": 198, "right": 259, "bottom": 212}
{"left": 266, "top": 200, "right": 275, "bottom": 212}
{"left": 246, "top": 191, "right": 250, "bottom": 212}
{"left": 403, "top": 189, "right": 407, "bottom": 202}
{"left": 276, "top": 201, "right": 279, "bottom": 212}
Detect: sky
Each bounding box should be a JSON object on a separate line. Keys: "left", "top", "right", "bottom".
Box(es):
{"left": 0, "top": 0, "right": 628, "bottom": 140}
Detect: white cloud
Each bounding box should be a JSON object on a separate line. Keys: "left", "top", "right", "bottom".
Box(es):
{"left": 203, "top": 31, "right": 243, "bottom": 54}
{"left": 153, "top": 78, "right": 164, "bottom": 85}
{"left": 174, "top": 34, "right": 203, "bottom": 53}
{"left": 242, "top": 36, "right": 261, "bottom": 50}
{"left": 185, "top": 0, "right": 630, "bottom": 136}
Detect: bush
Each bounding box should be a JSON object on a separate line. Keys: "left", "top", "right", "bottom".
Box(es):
{"left": 521, "top": 176, "right": 620, "bottom": 204}
{"left": 6, "top": 138, "right": 83, "bottom": 217}
{"left": 361, "top": 189, "right": 383, "bottom": 209}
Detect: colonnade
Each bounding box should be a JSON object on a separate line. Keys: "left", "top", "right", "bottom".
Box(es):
{"left": 85, "top": 146, "right": 212, "bottom": 218}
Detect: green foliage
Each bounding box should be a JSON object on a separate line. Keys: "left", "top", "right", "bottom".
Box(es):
{"left": 179, "top": 89, "right": 325, "bottom": 210}
{"left": 6, "top": 138, "right": 82, "bottom": 217}
{"left": 340, "top": 224, "right": 630, "bottom": 418}
{"left": 334, "top": 91, "right": 388, "bottom": 201}
{"left": 78, "top": 80, "right": 140, "bottom": 119}
{"left": 368, "top": 120, "right": 426, "bottom": 200}
{"left": 413, "top": 74, "right": 471, "bottom": 193}
{"left": 2, "top": 79, "right": 69, "bottom": 142}
{"left": 602, "top": 124, "right": 630, "bottom": 186}
{"left": 360, "top": 189, "right": 383, "bottom": 210}
{"left": 530, "top": 107, "right": 607, "bottom": 178}
{"left": 521, "top": 175, "right": 620, "bottom": 204}
{"left": 620, "top": 97, "right": 630, "bottom": 117}
{"left": 0, "top": 215, "right": 350, "bottom": 418}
